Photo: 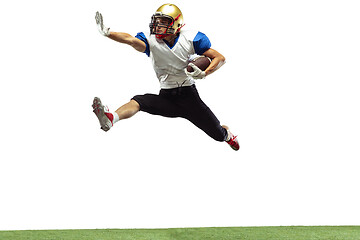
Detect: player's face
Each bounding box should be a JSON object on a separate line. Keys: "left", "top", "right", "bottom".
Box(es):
{"left": 154, "top": 17, "right": 172, "bottom": 34}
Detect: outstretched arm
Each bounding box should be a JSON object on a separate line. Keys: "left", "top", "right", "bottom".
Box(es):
{"left": 108, "top": 32, "right": 146, "bottom": 52}
{"left": 95, "top": 12, "right": 146, "bottom": 53}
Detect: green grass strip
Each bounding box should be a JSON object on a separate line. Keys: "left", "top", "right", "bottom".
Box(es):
{"left": 0, "top": 226, "right": 359, "bottom": 240}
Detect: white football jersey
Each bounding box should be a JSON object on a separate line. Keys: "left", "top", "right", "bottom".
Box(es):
{"left": 136, "top": 30, "right": 211, "bottom": 89}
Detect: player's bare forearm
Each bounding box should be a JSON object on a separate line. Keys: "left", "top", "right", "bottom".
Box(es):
{"left": 203, "top": 48, "right": 226, "bottom": 76}
{"left": 108, "top": 32, "right": 146, "bottom": 53}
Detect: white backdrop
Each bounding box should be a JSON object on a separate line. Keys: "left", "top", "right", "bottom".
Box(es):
{"left": 1, "top": 0, "right": 359, "bottom": 230}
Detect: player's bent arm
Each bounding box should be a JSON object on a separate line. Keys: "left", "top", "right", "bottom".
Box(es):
{"left": 108, "top": 32, "right": 146, "bottom": 53}
{"left": 203, "top": 48, "right": 226, "bottom": 76}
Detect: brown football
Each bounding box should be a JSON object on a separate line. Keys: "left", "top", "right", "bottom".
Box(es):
{"left": 186, "top": 56, "right": 212, "bottom": 72}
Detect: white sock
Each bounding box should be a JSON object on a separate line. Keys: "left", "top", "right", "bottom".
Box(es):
{"left": 113, "top": 112, "right": 120, "bottom": 124}
{"left": 225, "top": 130, "right": 231, "bottom": 141}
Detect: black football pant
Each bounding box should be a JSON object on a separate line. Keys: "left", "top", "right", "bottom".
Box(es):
{"left": 132, "top": 85, "right": 227, "bottom": 142}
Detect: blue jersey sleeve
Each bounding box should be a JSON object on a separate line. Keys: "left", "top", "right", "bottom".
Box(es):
{"left": 135, "top": 32, "right": 150, "bottom": 57}
{"left": 193, "top": 32, "right": 211, "bottom": 55}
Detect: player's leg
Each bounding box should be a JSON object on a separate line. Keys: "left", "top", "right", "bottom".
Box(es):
{"left": 114, "top": 100, "right": 140, "bottom": 120}
{"left": 181, "top": 86, "right": 239, "bottom": 150}
{"left": 186, "top": 101, "right": 228, "bottom": 142}
{"left": 93, "top": 90, "right": 181, "bottom": 131}
{"left": 186, "top": 103, "right": 239, "bottom": 151}
{"left": 132, "top": 91, "right": 182, "bottom": 118}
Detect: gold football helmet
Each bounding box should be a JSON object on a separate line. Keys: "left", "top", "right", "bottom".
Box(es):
{"left": 149, "top": 3, "right": 184, "bottom": 39}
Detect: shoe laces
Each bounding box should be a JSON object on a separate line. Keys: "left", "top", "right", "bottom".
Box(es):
{"left": 227, "top": 135, "right": 238, "bottom": 147}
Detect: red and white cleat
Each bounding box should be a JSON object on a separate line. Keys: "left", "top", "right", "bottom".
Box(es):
{"left": 92, "top": 97, "right": 114, "bottom": 132}
{"left": 223, "top": 125, "right": 240, "bottom": 151}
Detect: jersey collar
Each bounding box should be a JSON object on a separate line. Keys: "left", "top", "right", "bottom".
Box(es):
{"left": 163, "top": 33, "right": 180, "bottom": 49}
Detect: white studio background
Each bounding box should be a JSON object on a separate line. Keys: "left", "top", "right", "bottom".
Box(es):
{"left": 1, "top": 0, "right": 359, "bottom": 230}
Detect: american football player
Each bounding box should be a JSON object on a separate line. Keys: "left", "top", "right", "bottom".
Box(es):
{"left": 93, "top": 4, "right": 239, "bottom": 151}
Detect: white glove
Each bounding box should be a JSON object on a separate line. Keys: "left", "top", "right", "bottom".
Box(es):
{"left": 95, "top": 11, "right": 110, "bottom": 36}
{"left": 185, "top": 63, "right": 206, "bottom": 80}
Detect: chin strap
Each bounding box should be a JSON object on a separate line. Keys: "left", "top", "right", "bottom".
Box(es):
{"left": 156, "top": 24, "right": 185, "bottom": 39}
{"left": 156, "top": 34, "right": 170, "bottom": 39}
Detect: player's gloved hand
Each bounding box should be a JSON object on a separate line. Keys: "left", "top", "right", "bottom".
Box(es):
{"left": 185, "top": 63, "right": 206, "bottom": 80}
{"left": 95, "top": 11, "right": 110, "bottom": 37}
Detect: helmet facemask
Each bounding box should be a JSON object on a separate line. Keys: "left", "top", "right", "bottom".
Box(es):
{"left": 149, "top": 14, "right": 176, "bottom": 39}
